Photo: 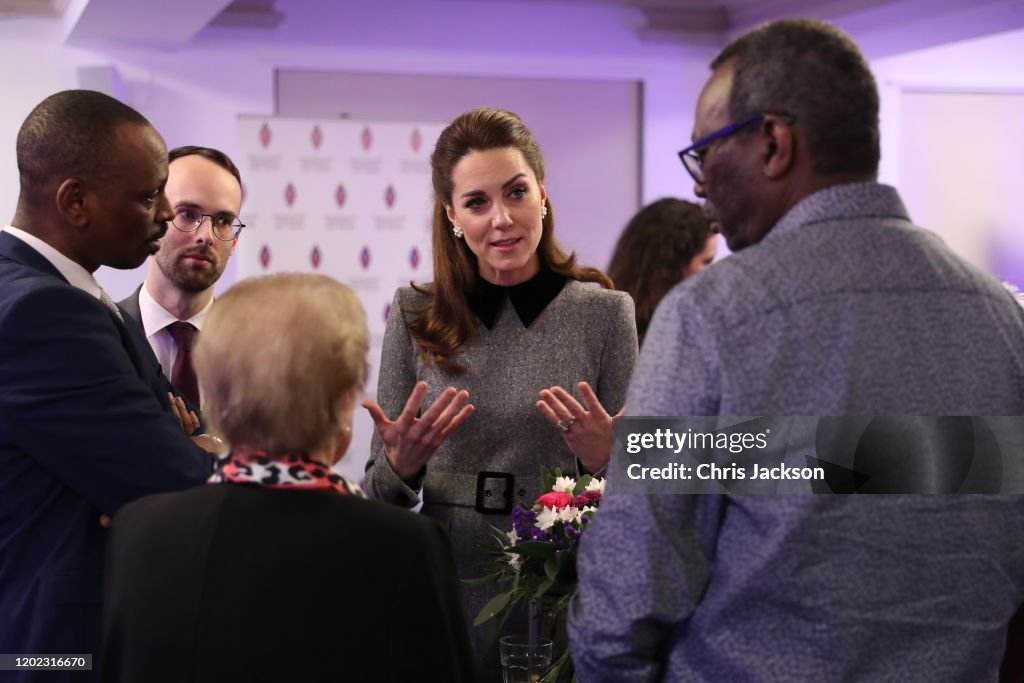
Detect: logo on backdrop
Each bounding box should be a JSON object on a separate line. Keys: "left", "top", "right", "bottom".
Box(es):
{"left": 361, "top": 126, "right": 373, "bottom": 152}
{"left": 410, "top": 247, "right": 420, "bottom": 270}
{"left": 335, "top": 183, "right": 347, "bottom": 208}
{"left": 411, "top": 129, "right": 422, "bottom": 153}
{"left": 311, "top": 125, "right": 323, "bottom": 151}
{"left": 310, "top": 246, "right": 322, "bottom": 270}
{"left": 259, "top": 245, "right": 271, "bottom": 270}
{"left": 259, "top": 123, "right": 271, "bottom": 149}
{"left": 284, "top": 183, "right": 296, "bottom": 208}
{"left": 360, "top": 246, "right": 371, "bottom": 270}
{"left": 383, "top": 304, "right": 391, "bottom": 322}
{"left": 385, "top": 185, "right": 396, "bottom": 209}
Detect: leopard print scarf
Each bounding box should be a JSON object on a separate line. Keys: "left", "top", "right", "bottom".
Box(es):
{"left": 209, "top": 448, "right": 365, "bottom": 497}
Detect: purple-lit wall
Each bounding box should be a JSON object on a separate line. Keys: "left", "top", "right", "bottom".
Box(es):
{"left": 0, "top": 8, "right": 1021, "bottom": 294}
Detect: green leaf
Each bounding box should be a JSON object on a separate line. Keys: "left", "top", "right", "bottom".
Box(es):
{"left": 477, "top": 604, "right": 514, "bottom": 657}
{"left": 535, "top": 575, "right": 555, "bottom": 599}
{"left": 574, "top": 474, "right": 592, "bottom": 496}
{"left": 544, "top": 557, "right": 559, "bottom": 580}
{"left": 540, "top": 465, "right": 559, "bottom": 492}
{"left": 474, "top": 590, "right": 514, "bottom": 626}
{"left": 539, "top": 649, "right": 575, "bottom": 683}
{"left": 463, "top": 569, "right": 507, "bottom": 586}
{"left": 511, "top": 541, "right": 557, "bottom": 559}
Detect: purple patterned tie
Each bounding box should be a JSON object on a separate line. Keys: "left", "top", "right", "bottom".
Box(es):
{"left": 167, "top": 321, "right": 200, "bottom": 408}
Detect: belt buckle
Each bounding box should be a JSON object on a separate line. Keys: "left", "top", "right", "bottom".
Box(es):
{"left": 475, "top": 471, "right": 514, "bottom": 514}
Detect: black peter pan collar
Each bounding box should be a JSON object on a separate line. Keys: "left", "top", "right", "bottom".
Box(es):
{"left": 467, "top": 267, "right": 567, "bottom": 330}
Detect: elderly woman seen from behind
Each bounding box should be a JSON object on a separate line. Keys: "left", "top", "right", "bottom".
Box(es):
{"left": 362, "top": 107, "right": 638, "bottom": 680}
{"left": 101, "top": 274, "right": 474, "bottom": 683}
{"left": 607, "top": 198, "right": 719, "bottom": 347}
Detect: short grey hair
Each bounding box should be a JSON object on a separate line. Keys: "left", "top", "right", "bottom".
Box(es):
{"left": 712, "top": 19, "right": 880, "bottom": 177}
{"left": 195, "top": 274, "right": 368, "bottom": 457}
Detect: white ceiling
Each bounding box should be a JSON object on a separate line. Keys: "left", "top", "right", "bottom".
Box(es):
{"left": 1, "top": 0, "right": 1022, "bottom": 55}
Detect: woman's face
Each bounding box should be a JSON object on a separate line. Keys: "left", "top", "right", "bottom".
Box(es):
{"left": 445, "top": 146, "right": 547, "bottom": 286}
{"left": 682, "top": 233, "right": 719, "bottom": 279}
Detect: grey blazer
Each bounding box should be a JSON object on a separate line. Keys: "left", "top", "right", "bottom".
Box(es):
{"left": 116, "top": 284, "right": 143, "bottom": 326}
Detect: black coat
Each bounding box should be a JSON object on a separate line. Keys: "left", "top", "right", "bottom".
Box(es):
{"left": 101, "top": 483, "right": 475, "bottom": 683}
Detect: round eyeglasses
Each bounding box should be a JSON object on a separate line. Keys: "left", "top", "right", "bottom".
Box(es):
{"left": 171, "top": 206, "right": 245, "bottom": 241}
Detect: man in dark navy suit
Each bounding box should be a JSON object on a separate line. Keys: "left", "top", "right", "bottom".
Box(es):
{"left": 0, "top": 90, "right": 216, "bottom": 681}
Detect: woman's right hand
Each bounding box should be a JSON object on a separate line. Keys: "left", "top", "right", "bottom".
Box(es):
{"left": 362, "top": 381, "right": 474, "bottom": 482}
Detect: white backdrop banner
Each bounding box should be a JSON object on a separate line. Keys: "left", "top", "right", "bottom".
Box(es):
{"left": 236, "top": 116, "right": 445, "bottom": 482}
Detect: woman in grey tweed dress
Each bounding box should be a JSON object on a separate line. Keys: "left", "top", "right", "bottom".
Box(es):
{"left": 362, "top": 108, "right": 638, "bottom": 680}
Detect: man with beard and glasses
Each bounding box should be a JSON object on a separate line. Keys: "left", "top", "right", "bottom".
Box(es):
{"left": 119, "top": 146, "right": 243, "bottom": 411}
{"left": 571, "top": 19, "right": 1024, "bottom": 683}
{"left": 0, "top": 91, "right": 215, "bottom": 682}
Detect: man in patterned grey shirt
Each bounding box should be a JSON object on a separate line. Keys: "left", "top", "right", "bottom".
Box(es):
{"left": 571, "top": 19, "right": 1024, "bottom": 682}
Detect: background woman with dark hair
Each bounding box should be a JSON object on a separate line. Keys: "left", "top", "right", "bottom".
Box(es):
{"left": 362, "top": 107, "right": 637, "bottom": 679}
{"left": 607, "top": 198, "right": 718, "bottom": 347}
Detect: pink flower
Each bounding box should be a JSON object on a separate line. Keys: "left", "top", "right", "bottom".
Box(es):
{"left": 536, "top": 491, "right": 572, "bottom": 510}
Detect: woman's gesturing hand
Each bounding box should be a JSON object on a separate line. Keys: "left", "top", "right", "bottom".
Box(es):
{"left": 362, "top": 381, "right": 474, "bottom": 482}
{"left": 536, "top": 381, "right": 624, "bottom": 474}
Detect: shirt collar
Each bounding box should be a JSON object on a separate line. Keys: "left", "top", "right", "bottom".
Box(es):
{"left": 3, "top": 225, "right": 102, "bottom": 299}
{"left": 139, "top": 283, "right": 215, "bottom": 337}
{"left": 468, "top": 267, "right": 567, "bottom": 329}
{"left": 764, "top": 182, "right": 912, "bottom": 243}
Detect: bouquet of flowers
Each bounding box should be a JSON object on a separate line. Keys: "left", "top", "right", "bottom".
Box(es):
{"left": 469, "top": 467, "right": 604, "bottom": 683}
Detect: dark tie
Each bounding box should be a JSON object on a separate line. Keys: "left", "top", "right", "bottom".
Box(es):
{"left": 167, "top": 321, "right": 200, "bottom": 408}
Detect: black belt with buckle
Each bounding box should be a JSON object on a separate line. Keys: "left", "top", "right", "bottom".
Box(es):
{"left": 422, "top": 470, "right": 537, "bottom": 514}
{"left": 475, "top": 471, "right": 514, "bottom": 514}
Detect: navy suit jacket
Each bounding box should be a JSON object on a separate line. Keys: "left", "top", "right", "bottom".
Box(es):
{"left": 0, "top": 231, "right": 213, "bottom": 681}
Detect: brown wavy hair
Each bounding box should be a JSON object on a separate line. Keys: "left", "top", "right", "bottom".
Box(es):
{"left": 607, "top": 198, "right": 717, "bottom": 347}
{"left": 409, "top": 107, "right": 611, "bottom": 372}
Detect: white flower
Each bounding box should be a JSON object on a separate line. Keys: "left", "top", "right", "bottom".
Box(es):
{"left": 557, "top": 506, "right": 581, "bottom": 524}
{"left": 506, "top": 553, "right": 522, "bottom": 572}
{"left": 506, "top": 528, "right": 519, "bottom": 545}
{"left": 581, "top": 505, "right": 598, "bottom": 516}
{"left": 554, "top": 476, "right": 577, "bottom": 493}
{"left": 535, "top": 506, "right": 559, "bottom": 531}
{"left": 585, "top": 478, "right": 605, "bottom": 493}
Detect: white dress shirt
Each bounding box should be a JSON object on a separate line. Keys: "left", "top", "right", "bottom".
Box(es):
{"left": 3, "top": 225, "right": 106, "bottom": 300}
{"left": 138, "top": 285, "right": 213, "bottom": 382}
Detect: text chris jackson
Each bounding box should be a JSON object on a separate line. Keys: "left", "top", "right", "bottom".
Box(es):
{"left": 626, "top": 462, "right": 825, "bottom": 481}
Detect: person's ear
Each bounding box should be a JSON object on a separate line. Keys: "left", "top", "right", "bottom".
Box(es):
{"left": 762, "top": 116, "right": 795, "bottom": 180}
{"left": 55, "top": 178, "right": 89, "bottom": 228}
{"left": 329, "top": 390, "right": 359, "bottom": 465}
{"left": 444, "top": 203, "right": 457, "bottom": 226}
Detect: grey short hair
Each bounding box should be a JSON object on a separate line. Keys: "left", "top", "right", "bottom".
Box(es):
{"left": 195, "top": 274, "right": 368, "bottom": 456}
{"left": 712, "top": 19, "right": 880, "bottom": 176}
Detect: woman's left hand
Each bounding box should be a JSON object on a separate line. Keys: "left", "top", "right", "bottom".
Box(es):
{"left": 536, "top": 381, "right": 625, "bottom": 474}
